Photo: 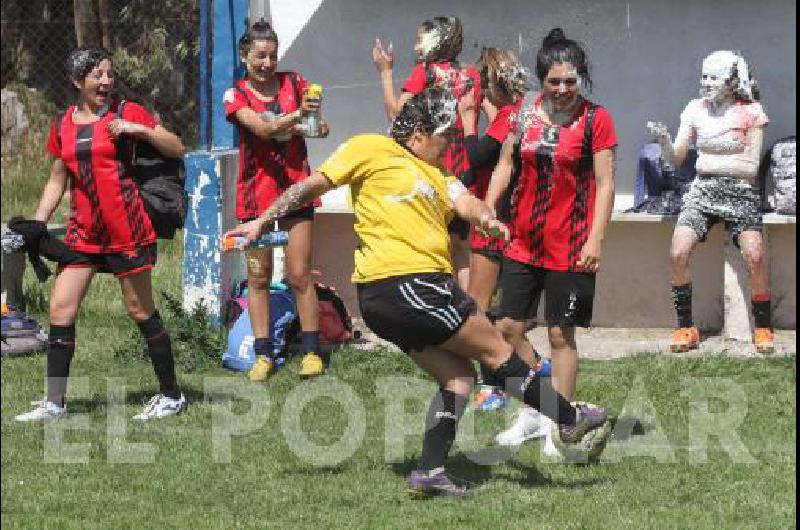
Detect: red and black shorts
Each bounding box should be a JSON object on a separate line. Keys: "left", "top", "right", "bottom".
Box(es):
{"left": 60, "top": 244, "right": 157, "bottom": 278}
{"left": 357, "top": 272, "right": 477, "bottom": 353}
{"left": 469, "top": 227, "right": 505, "bottom": 263}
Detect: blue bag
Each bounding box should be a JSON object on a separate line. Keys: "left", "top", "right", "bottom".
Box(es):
{"left": 222, "top": 289, "right": 299, "bottom": 372}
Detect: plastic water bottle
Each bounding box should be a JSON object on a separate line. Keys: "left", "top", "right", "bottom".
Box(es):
{"left": 302, "top": 84, "right": 323, "bottom": 137}
{"left": 222, "top": 230, "right": 289, "bottom": 251}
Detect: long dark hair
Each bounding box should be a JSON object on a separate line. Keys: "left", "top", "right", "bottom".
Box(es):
{"left": 536, "top": 28, "right": 592, "bottom": 92}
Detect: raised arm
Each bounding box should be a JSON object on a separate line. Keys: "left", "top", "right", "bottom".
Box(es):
{"left": 373, "top": 38, "right": 413, "bottom": 120}
{"left": 33, "top": 159, "right": 69, "bottom": 223}
{"left": 647, "top": 120, "right": 692, "bottom": 171}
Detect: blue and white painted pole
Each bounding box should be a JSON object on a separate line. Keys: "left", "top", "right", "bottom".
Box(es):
{"left": 182, "top": 0, "right": 249, "bottom": 323}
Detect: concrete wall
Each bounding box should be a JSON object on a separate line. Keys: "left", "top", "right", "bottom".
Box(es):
{"left": 268, "top": 0, "right": 796, "bottom": 202}
{"left": 312, "top": 212, "right": 796, "bottom": 330}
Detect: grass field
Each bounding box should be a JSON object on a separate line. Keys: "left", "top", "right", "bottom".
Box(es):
{"left": 1, "top": 241, "right": 797, "bottom": 529}
{"left": 1, "top": 98, "right": 796, "bottom": 528}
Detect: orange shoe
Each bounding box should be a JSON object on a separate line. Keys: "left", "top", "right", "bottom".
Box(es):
{"left": 670, "top": 326, "right": 700, "bottom": 352}
{"left": 753, "top": 327, "right": 775, "bottom": 353}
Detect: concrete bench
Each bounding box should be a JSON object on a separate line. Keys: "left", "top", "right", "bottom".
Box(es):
{"left": 182, "top": 149, "right": 796, "bottom": 337}
{"left": 311, "top": 210, "right": 796, "bottom": 338}
{"left": 598, "top": 212, "right": 795, "bottom": 339}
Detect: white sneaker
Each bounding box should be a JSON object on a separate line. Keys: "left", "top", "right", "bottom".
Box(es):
{"left": 495, "top": 407, "right": 552, "bottom": 446}
{"left": 132, "top": 393, "right": 187, "bottom": 421}
{"left": 541, "top": 427, "right": 565, "bottom": 461}
{"left": 15, "top": 400, "right": 66, "bottom": 422}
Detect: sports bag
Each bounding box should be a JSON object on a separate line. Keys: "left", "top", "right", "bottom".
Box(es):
{"left": 222, "top": 289, "right": 299, "bottom": 372}
{"left": 117, "top": 100, "right": 188, "bottom": 239}
{"left": 760, "top": 135, "right": 796, "bottom": 215}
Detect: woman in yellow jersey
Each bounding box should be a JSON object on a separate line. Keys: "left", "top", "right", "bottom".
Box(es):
{"left": 223, "top": 88, "right": 612, "bottom": 498}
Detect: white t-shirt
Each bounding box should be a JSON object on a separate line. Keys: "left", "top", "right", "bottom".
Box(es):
{"left": 675, "top": 99, "right": 768, "bottom": 180}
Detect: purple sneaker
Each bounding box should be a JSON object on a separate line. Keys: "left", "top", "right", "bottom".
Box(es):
{"left": 553, "top": 402, "right": 613, "bottom": 462}
{"left": 558, "top": 402, "right": 608, "bottom": 442}
{"left": 406, "top": 469, "right": 471, "bottom": 499}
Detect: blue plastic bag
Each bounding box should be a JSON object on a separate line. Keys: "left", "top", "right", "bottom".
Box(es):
{"left": 222, "top": 289, "right": 298, "bottom": 372}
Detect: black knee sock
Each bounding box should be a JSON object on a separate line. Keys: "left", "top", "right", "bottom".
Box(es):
{"left": 489, "top": 351, "right": 576, "bottom": 425}
{"left": 671, "top": 283, "right": 693, "bottom": 328}
{"left": 46, "top": 324, "right": 76, "bottom": 407}
{"left": 751, "top": 295, "right": 771, "bottom": 329}
{"left": 419, "top": 389, "right": 468, "bottom": 473}
{"left": 137, "top": 312, "right": 180, "bottom": 399}
{"left": 254, "top": 337, "right": 274, "bottom": 359}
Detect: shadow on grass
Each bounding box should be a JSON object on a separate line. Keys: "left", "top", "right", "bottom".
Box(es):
{"left": 65, "top": 387, "right": 208, "bottom": 413}
{"left": 389, "top": 454, "right": 607, "bottom": 490}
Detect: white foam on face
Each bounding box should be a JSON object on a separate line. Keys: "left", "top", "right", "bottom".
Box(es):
{"left": 700, "top": 50, "right": 737, "bottom": 104}
{"left": 418, "top": 29, "right": 442, "bottom": 60}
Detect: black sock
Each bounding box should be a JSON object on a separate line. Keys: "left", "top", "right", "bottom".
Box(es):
{"left": 302, "top": 331, "right": 320, "bottom": 354}
{"left": 752, "top": 297, "right": 771, "bottom": 329}
{"left": 671, "top": 283, "right": 693, "bottom": 328}
{"left": 419, "top": 389, "right": 468, "bottom": 472}
{"left": 489, "top": 351, "right": 576, "bottom": 425}
{"left": 46, "top": 324, "right": 76, "bottom": 407}
{"left": 254, "top": 337, "right": 274, "bottom": 359}
{"left": 137, "top": 312, "right": 180, "bottom": 399}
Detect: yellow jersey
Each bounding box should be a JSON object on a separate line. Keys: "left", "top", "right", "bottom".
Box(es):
{"left": 318, "top": 134, "right": 458, "bottom": 282}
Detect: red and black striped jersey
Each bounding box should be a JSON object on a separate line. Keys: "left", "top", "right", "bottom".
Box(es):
{"left": 224, "top": 75, "right": 316, "bottom": 221}
{"left": 46, "top": 101, "right": 158, "bottom": 253}
{"left": 506, "top": 96, "right": 617, "bottom": 271}
{"left": 402, "top": 62, "right": 482, "bottom": 184}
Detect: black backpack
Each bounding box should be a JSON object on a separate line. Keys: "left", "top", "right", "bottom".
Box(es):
{"left": 117, "top": 100, "right": 188, "bottom": 239}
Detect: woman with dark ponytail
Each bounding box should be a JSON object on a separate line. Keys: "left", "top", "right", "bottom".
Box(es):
{"left": 486, "top": 29, "right": 618, "bottom": 449}
{"left": 223, "top": 19, "right": 328, "bottom": 381}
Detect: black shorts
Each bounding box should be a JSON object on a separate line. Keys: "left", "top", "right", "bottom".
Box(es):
{"left": 496, "top": 258, "right": 595, "bottom": 327}
{"left": 60, "top": 244, "right": 157, "bottom": 278}
{"left": 472, "top": 247, "right": 503, "bottom": 263}
{"left": 357, "top": 272, "right": 477, "bottom": 353}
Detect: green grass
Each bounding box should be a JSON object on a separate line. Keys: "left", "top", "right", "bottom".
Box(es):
{"left": 1, "top": 240, "right": 797, "bottom": 529}
{"left": 1, "top": 147, "right": 796, "bottom": 528}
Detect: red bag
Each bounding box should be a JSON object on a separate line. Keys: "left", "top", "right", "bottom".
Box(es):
{"left": 315, "top": 283, "right": 359, "bottom": 343}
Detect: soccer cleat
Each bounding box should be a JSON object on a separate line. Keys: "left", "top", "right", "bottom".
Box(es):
{"left": 670, "top": 326, "right": 700, "bottom": 352}
{"left": 248, "top": 356, "right": 274, "bottom": 381}
{"left": 753, "top": 327, "right": 775, "bottom": 353}
{"left": 298, "top": 352, "right": 325, "bottom": 378}
{"left": 495, "top": 406, "right": 551, "bottom": 446}
{"left": 132, "top": 393, "right": 187, "bottom": 421}
{"left": 553, "top": 402, "right": 613, "bottom": 462}
{"left": 406, "top": 469, "right": 471, "bottom": 499}
{"left": 14, "top": 400, "right": 66, "bottom": 422}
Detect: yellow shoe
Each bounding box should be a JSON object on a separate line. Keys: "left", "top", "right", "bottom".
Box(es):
{"left": 248, "top": 356, "right": 274, "bottom": 381}
{"left": 298, "top": 352, "right": 325, "bottom": 378}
